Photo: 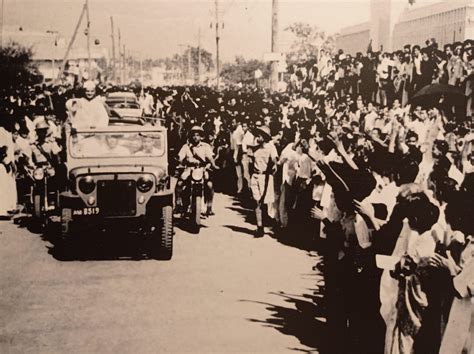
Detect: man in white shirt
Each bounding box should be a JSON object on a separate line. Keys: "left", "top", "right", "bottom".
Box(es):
{"left": 407, "top": 107, "right": 430, "bottom": 146}
{"left": 240, "top": 120, "right": 254, "bottom": 189}
{"left": 140, "top": 89, "right": 155, "bottom": 116}
{"left": 231, "top": 119, "right": 245, "bottom": 193}
{"left": 277, "top": 138, "right": 300, "bottom": 228}
{"left": 250, "top": 126, "right": 278, "bottom": 237}
{"left": 67, "top": 81, "right": 109, "bottom": 129}
{"left": 363, "top": 102, "right": 379, "bottom": 134}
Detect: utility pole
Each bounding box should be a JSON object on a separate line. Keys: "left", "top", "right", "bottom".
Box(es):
{"left": 110, "top": 16, "right": 116, "bottom": 82}
{"left": 178, "top": 44, "right": 186, "bottom": 85}
{"left": 58, "top": 2, "right": 87, "bottom": 79}
{"left": 197, "top": 27, "right": 201, "bottom": 84}
{"left": 139, "top": 52, "right": 143, "bottom": 93}
{"left": 188, "top": 46, "right": 192, "bottom": 85}
{"left": 0, "top": 0, "right": 4, "bottom": 49}
{"left": 123, "top": 44, "right": 126, "bottom": 84}
{"left": 270, "top": 0, "right": 279, "bottom": 91}
{"left": 48, "top": 30, "right": 59, "bottom": 83}
{"left": 118, "top": 29, "right": 123, "bottom": 84}
{"left": 85, "top": 0, "right": 92, "bottom": 79}
{"left": 214, "top": 0, "right": 220, "bottom": 90}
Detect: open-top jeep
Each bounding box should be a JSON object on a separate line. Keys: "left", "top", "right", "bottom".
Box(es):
{"left": 59, "top": 123, "right": 173, "bottom": 260}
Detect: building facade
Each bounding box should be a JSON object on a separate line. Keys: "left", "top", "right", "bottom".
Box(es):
{"left": 392, "top": 0, "right": 474, "bottom": 50}
{"left": 336, "top": 22, "right": 371, "bottom": 55}
{"left": 337, "top": 0, "right": 474, "bottom": 55}
{"left": 4, "top": 28, "right": 108, "bottom": 82}
{"left": 370, "top": 0, "right": 393, "bottom": 51}
{"left": 336, "top": 0, "right": 401, "bottom": 55}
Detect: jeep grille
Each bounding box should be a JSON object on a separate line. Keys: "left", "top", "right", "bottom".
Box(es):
{"left": 97, "top": 180, "right": 137, "bottom": 216}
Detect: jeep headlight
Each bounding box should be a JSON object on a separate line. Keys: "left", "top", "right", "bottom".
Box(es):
{"left": 33, "top": 168, "right": 44, "bottom": 180}
{"left": 137, "top": 174, "right": 154, "bottom": 193}
{"left": 78, "top": 176, "right": 96, "bottom": 194}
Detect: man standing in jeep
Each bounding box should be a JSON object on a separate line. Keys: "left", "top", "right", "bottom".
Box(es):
{"left": 66, "top": 81, "right": 109, "bottom": 129}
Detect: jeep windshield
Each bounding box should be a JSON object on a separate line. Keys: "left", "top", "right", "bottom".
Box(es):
{"left": 70, "top": 131, "right": 164, "bottom": 158}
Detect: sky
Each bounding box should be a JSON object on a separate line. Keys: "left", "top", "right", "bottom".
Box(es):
{"left": 3, "top": 0, "right": 439, "bottom": 62}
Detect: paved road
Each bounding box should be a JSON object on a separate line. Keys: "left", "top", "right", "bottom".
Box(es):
{"left": 0, "top": 193, "right": 324, "bottom": 353}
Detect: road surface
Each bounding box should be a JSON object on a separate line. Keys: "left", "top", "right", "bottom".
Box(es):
{"left": 0, "top": 193, "right": 325, "bottom": 353}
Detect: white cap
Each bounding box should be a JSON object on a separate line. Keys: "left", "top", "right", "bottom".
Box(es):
{"left": 83, "top": 80, "right": 96, "bottom": 90}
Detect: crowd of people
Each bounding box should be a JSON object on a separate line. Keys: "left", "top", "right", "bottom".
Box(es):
{"left": 0, "top": 36, "right": 473, "bottom": 354}
{"left": 288, "top": 38, "right": 474, "bottom": 115}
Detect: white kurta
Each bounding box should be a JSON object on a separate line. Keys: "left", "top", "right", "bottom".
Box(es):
{"left": 68, "top": 97, "right": 109, "bottom": 129}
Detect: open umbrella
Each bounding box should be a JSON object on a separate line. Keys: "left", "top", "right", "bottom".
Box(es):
{"left": 411, "top": 83, "right": 467, "bottom": 108}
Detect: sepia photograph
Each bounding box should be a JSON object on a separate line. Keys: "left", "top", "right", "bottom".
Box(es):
{"left": 0, "top": 0, "right": 473, "bottom": 353}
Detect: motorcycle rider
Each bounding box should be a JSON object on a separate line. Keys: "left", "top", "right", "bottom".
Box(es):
{"left": 30, "top": 119, "right": 62, "bottom": 212}
{"left": 175, "top": 126, "right": 218, "bottom": 217}
{"left": 31, "top": 120, "right": 61, "bottom": 167}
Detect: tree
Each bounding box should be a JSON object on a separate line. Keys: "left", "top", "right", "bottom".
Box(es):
{"left": 221, "top": 56, "right": 270, "bottom": 84}
{"left": 151, "top": 47, "right": 214, "bottom": 82}
{"left": 284, "top": 22, "right": 336, "bottom": 64}
{"left": 181, "top": 47, "right": 214, "bottom": 81}
{"left": 0, "top": 41, "right": 41, "bottom": 92}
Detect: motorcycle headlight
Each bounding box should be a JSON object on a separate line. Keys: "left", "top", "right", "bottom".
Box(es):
{"left": 33, "top": 168, "right": 44, "bottom": 180}
{"left": 78, "top": 176, "right": 96, "bottom": 194}
{"left": 191, "top": 168, "right": 204, "bottom": 181}
{"left": 137, "top": 174, "right": 154, "bottom": 193}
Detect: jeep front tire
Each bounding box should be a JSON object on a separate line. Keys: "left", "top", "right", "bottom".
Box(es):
{"left": 150, "top": 205, "right": 173, "bottom": 260}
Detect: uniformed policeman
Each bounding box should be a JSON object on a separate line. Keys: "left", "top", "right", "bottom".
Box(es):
{"left": 31, "top": 120, "right": 61, "bottom": 166}
{"left": 175, "top": 126, "right": 219, "bottom": 216}
{"left": 249, "top": 125, "right": 278, "bottom": 237}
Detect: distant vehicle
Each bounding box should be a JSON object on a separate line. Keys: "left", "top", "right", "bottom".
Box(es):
{"left": 59, "top": 123, "right": 174, "bottom": 260}
{"left": 105, "top": 92, "right": 142, "bottom": 119}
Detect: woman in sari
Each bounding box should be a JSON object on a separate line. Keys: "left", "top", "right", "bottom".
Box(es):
{"left": 380, "top": 191, "right": 440, "bottom": 354}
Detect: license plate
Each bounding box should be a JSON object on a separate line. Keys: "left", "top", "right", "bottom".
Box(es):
{"left": 72, "top": 207, "right": 100, "bottom": 216}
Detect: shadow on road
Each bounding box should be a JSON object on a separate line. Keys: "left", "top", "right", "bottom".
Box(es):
{"left": 173, "top": 215, "right": 208, "bottom": 234}
{"left": 226, "top": 204, "right": 256, "bottom": 225}
{"left": 14, "top": 217, "right": 165, "bottom": 261}
{"left": 241, "top": 284, "right": 327, "bottom": 353}
{"left": 227, "top": 197, "right": 321, "bottom": 252}
{"left": 222, "top": 224, "right": 255, "bottom": 236}
{"left": 44, "top": 229, "right": 152, "bottom": 262}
